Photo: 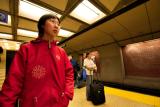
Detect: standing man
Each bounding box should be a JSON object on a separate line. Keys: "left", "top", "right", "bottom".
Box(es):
{"left": 0, "top": 14, "right": 74, "bottom": 107}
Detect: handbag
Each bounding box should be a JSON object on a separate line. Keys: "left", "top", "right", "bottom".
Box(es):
{"left": 81, "top": 69, "right": 86, "bottom": 80}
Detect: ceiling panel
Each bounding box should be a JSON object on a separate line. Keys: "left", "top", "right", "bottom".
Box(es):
{"left": 54, "top": 36, "right": 63, "bottom": 42}
{"left": 96, "top": 19, "right": 131, "bottom": 40}
{"left": 116, "top": 4, "right": 151, "bottom": 37}
{"left": 99, "top": 0, "right": 121, "bottom": 12}
{"left": 146, "top": 0, "right": 160, "bottom": 32}
{"left": 0, "top": 0, "right": 9, "bottom": 12}
{"left": 65, "top": 28, "right": 114, "bottom": 51}
{"left": 0, "top": 25, "right": 12, "bottom": 34}
{"left": 40, "top": 0, "right": 68, "bottom": 11}
{"left": 111, "top": 28, "right": 132, "bottom": 41}
{"left": 0, "top": 0, "right": 159, "bottom": 51}
{"left": 118, "top": 39, "right": 134, "bottom": 46}
{"left": 133, "top": 35, "right": 153, "bottom": 43}
{"left": 60, "top": 17, "right": 84, "bottom": 32}
{"left": 18, "top": 18, "right": 37, "bottom": 31}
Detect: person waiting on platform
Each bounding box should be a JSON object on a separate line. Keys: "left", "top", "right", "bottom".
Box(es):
{"left": 68, "top": 55, "right": 80, "bottom": 88}
{"left": 0, "top": 14, "right": 74, "bottom": 107}
{"left": 83, "top": 52, "right": 97, "bottom": 101}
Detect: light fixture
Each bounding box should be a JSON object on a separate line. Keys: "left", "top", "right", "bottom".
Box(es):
{"left": 17, "top": 28, "right": 74, "bottom": 38}
{"left": 0, "top": 39, "right": 21, "bottom": 50}
{"left": 19, "top": 0, "right": 62, "bottom": 21}
{"left": 0, "top": 33, "right": 13, "bottom": 39}
{"left": 17, "top": 29, "right": 38, "bottom": 38}
{"left": 70, "top": 0, "right": 106, "bottom": 24}
{"left": 58, "top": 29, "right": 75, "bottom": 37}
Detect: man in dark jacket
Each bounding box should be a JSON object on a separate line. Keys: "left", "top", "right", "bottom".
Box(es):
{"left": 68, "top": 55, "right": 80, "bottom": 87}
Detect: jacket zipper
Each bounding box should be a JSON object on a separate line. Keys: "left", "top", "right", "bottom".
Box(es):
{"left": 48, "top": 41, "right": 66, "bottom": 103}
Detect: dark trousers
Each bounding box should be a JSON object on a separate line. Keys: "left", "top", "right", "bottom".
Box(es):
{"left": 86, "top": 75, "right": 93, "bottom": 100}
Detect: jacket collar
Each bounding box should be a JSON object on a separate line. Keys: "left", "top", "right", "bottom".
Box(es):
{"left": 31, "top": 38, "right": 57, "bottom": 45}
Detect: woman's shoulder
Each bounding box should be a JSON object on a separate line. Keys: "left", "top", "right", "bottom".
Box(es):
{"left": 56, "top": 46, "right": 66, "bottom": 53}
{"left": 20, "top": 42, "right": 33, "bottom": 49}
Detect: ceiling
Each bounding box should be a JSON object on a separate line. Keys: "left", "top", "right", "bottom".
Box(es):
{"left": 0, "top": 0, "right": 160, "bottom": 53}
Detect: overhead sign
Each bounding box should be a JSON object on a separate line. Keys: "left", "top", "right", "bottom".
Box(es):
{"left": 0, "top": 12, "right": 8, "bottom": 23}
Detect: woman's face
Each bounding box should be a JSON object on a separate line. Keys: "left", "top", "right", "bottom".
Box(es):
{"left": 87, "top": 54, "right": 92, "bottom": 59}
{"left": 43, "top": 18, "right": 60, "bottom": 38}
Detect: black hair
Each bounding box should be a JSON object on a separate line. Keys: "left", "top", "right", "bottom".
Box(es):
{"left": 86, "top": 52, "right": 90, "bottom": 57}
{"left": 37, "top": 14, "right": 60, "bottom": 37}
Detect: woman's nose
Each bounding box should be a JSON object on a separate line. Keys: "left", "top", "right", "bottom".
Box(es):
{"left": 54, "top": 23, "right": 60, "bottom": 28}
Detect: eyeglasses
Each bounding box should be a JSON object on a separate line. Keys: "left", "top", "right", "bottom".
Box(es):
{"left": 48, "top": 19, "right": 61, "bottom": 27}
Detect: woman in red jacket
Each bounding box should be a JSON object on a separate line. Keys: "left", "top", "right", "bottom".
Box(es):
{"left": 0, "top": 14, "right": 74, "bottom": 107}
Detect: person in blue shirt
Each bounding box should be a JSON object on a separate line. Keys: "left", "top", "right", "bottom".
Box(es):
{"left": 68, "top": 55, "right": 80, "bottom": 87}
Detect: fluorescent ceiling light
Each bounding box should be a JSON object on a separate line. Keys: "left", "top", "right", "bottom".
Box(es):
{"left": 58, "top": 29, "right": 75, "bottom": 37}
{"left": 0, "top": 39, "right": 21, "bottom": 50}
{"left": 70, "top": 0, "right": 106, "bottom": 24}
{"left": 19, "top": 0, "right": 62, "bottom": 21}
{"left": 17, "top": 28, "right": 74, "bottom": 38}
{"left": 0, "top": 33, "right": 13, "bottom": 39}
{"left": 17, "top": 29, "right": 38, "bottom": 38}
{"left": 0, "top": 15, "right": 11, "bottom": 26}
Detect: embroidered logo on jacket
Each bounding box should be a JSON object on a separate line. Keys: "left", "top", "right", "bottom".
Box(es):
{"left": 32, "top": 65, "right": 46, "bottom": 79}
{"left": 56, "top": 55, "right": 60, "bottom": 60}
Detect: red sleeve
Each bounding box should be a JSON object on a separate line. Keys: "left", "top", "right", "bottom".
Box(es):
{"left": 63, "top": 50, "right": 74, "bottom": 100}
{"left": 0, "top": 45, "right": 26, "bottom": 107}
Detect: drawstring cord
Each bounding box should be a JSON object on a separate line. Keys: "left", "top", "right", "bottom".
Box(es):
{"left": 48, "top": 40, "right": 51, "bottom": 48}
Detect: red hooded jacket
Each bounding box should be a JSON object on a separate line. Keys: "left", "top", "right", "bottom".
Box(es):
{"left": 0, "top": 39, "right": 74, "bottom": 107}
